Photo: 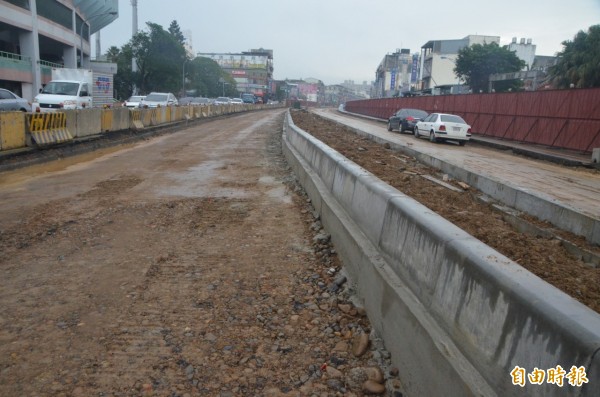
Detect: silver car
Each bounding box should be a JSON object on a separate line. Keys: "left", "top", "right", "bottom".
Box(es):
{"left": 0, "top": 88, "right": 31, "bottom": 112}
{"left": 140, "top": 92, "right": 178, "bottom": 108}
{"left": 124, "top": 95, "right": 146, "bottom": 108}
{"left": 213, "top": 97, "right": 231, "bottom": 105}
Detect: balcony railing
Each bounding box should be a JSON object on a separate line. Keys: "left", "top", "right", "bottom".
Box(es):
{"left": 0, "top": 50, "right": 30, "bottom": 63}
{"left": 38, "top": 59, "right": 64, "bottom": 68}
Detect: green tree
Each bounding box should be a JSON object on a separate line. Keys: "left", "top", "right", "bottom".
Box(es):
{"left": 103, "top": 45, "right": 140, "bottom": 100}
{"left": 454, "top": 42, "right": 525, "bottom": 93}
{"left": 187, "top": 57, "right": 237, "bottom": 97}
{"left": 168, "top": 20, "right": 186, "bottom": 46}
{"left": 549, "top": 24, "right": 600, "bottom": 88}
{"left": 116, "top": 22, "right": 186, "bottom": 95}
{"left": 109, "top": 22, "right": 187, "bottom": 98}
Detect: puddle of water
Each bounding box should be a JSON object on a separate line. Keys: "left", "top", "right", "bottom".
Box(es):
{"left": 0, "top": 143, "right": 139, "bottom": 187}
{"left": 259, "top": 176, "right": 276, "bottom": 185}
{"left": 267, "top": 186, "right": 292, "bottom": 204}
{"left": 156, "top": 160, "right": 252, "bottom": 199}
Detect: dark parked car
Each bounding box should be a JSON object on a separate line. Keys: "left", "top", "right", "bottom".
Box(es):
{"left": 387, "top": 108, "right": 429, "bottom": 133}
{"left": 0, "top": 88, "right": 31, "bottom": 112}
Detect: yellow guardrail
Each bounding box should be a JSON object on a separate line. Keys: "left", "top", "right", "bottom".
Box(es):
{"left": 28, "top": 112, "right": 73, "bottom": 146}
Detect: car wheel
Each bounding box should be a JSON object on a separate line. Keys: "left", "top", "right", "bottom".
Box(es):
{"left": 429, "top": 131, "right": 437, "bottom": 143}
{"left": 399, "top": 121, "right": 405, "bottom": 133}
{"left": 459, "top": 140, "right": 467, "bottom": 146}
{"left": 414, "top": 128, "right": 419, "bottom": 138}
{"left": 387, "top": 121, "right": 393, "bottom": 131}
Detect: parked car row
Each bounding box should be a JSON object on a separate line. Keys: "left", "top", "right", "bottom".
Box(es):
{"left": 387, "top": 107, "right": 472, "bottom": 146}
{"left": 0, "top": 89, "right": 257, "bottom": 113}
{"left": 123, "top": 94, "right": 258, "bottom": 109}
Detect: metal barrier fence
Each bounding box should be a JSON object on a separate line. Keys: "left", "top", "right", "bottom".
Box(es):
{"left": 345, "top": 88, "right": 600, "bottom": 153}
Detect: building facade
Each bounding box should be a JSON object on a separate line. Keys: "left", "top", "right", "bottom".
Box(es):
{"left": 419, "top": 35, "right": 500, "bottom": 91}
{"left": 198, "top": 48, "right": 273, "bottom": 100}
{"left": 508, "top": 37, "right": 536, "bottom": 70}
{"left": 0, "top": 0, "right": 118, "bottom": 101}
{"left": 374, "top": 49, "right": 413, "bottom": 98}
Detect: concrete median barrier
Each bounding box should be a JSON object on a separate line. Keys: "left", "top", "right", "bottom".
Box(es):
{"left": 101, "top": 108, "right": 129, "bottom": 132}
{"left": 28, "top": 112, "right": 73, "bottom": 146}
{"left": 0, "top": 112, "right": 27, "bottom": 151}
{"left": 74, "top": 108, "right": 102, "bottom": 138}
{"left": 130, "top": 109, "right": 144, "bottom": 130}
{"left": 282, "top": 111, "right": 600, "bottom": 397}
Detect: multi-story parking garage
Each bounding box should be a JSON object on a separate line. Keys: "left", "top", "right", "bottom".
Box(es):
{"left": 0, "top": 0, "right": 118, "bottom": 101}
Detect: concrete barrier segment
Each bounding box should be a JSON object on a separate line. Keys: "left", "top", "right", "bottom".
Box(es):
{"left": 109, "top": 108, "right": 130, "bottom": 131}
{"left": 0, "top": 112, "right": 26, "bottom": 150}
{"left": 74, "top": 108, "right": 102, "bottom": 138}
{"left": 101, "top": 109, "right": 113, "bottom": 132}
{"left": 129, "top": 109, "right": 144, "bottom": 130}
{"left": 283, "top": 111, "right": 600, "bottom": 396}
{"left": 28, "top": 112, "right": 73, "bottom": 146}
{"left": 283, "top": 115, "right": 496, "bottom": 396}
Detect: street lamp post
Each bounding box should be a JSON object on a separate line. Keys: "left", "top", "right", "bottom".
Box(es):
{"left": 182, "top": 58, "right": 188, "bottom": 97}
{"left": 80, "top": 11, "right": 117, "bottom": 68}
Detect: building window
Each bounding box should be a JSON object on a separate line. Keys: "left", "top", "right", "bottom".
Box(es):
{"left": 4, "top": 0, "right": 30, "bottom": 10}
{"left": 37, "top": 0, "right": 72, "bottom": 30}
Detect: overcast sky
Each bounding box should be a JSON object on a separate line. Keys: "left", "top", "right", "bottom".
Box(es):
{"left": 98, "top": 0, "right": 600, "bottom": 85}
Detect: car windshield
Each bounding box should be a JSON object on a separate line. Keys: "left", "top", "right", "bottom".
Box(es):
{"left": 440, "top": 115, "right": 467, "bottom": 124}
{"left": 0, "top": 90, "right": 17, "bottom": 99}
{"left": 41, "top": 82, "right": 79, "bottom": 96}
{"left": 407, "top": 109, "right": 429, "bottom": 118}
{"left": 145, "top": 94, "right": 168, "bottom": 101}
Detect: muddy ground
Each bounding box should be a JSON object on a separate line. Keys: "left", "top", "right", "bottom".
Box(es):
{"left": 1, "top": 107, "right": 598, "bottom": 397}
{"left": 0, "top": 111, "right": 401, "bottom": 397}
{"left": 290, "top": 109, "right": 600, "bottom": 313}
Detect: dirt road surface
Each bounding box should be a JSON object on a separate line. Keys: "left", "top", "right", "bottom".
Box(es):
{"left": 2, "top": 106, "right": 598, "bottom": 396}
{"left": 0, "top": 110, "right": 394, "bottom": 397}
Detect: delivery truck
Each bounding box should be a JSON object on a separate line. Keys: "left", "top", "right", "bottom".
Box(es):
{"left": 32, "top": 68, "right": 114, "bottom": 112}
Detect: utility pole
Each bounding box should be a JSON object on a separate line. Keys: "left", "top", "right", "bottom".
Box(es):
{"left": 131, "top": 0, "right": 138, "bottom": 94}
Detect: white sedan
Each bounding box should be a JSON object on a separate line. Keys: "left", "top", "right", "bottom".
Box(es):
{"left": 123, "top": 95, "right": 146, "bottom": 108}
{"left": 414, "top": 113, "right": 472, "bottom": 146}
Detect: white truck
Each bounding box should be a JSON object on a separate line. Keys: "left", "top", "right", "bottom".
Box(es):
{"left": 32, "top": 68, "right": 114, "bottom": 112}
